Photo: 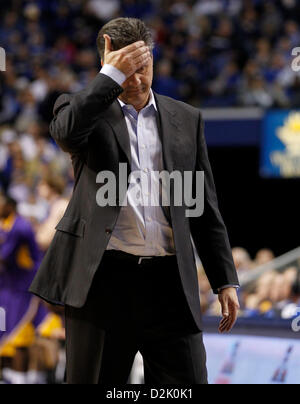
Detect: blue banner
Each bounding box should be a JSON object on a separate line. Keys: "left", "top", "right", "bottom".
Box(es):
{"left": 261, "top": 110, "right": 300, "bottom": 178}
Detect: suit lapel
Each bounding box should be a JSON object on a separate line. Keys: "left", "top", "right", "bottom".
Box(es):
{"left": 102, "top": 92, "right": 182, "bottom": 174}
{"left": 100, "top": 92, "right": 183, "bottom": 224}
{"left": 154, "top": 92, "right": 182, "bottom": 173}
{"left": 102, "top": 100, "right": 132, "bottom": 167}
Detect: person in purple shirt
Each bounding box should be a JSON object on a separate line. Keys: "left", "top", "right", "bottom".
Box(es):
{"left": 0, "top": 194, "right": 46, "bottom": 384}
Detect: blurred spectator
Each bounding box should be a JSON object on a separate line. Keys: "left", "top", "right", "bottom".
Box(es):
{"left": 35, "top": 174, "right": 68, "bottom": 252}
{"left": 153, "top": 59, "right": 182, "bottom": 99}
{"left": 243, "top": 271, "right": 277, "bottom": 317}
{"left": 254, "top": 248, "right": 275, "bottom": 267}
{"left": 239, "top": 266, "right": 300, "bottom": 320}
{"left": 201, "top": 245, "right": 300, "bottom": 321}
{"left": 239, "top": 74, "right": 274, "bottom": 108}
{"left": 27, "top": 303, "right": 65, "bottom": 384}
{"left": 232, "top": 247, "right": 253, "bottom": 277}
{"left": 0, "top": 193, "right": 48, "bottom": 384}
{"left": 198, "top": 267, "right": 214, "bottom": 314}
{"left": 87, "top": 0, "right": 120, "bottom": 21}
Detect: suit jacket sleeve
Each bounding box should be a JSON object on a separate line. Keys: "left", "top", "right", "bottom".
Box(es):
{"left": 49, "top": 73, "right": 124, "bottom": 154}
{"left": 189, "top": 112, "right": 240, "bottom": 294}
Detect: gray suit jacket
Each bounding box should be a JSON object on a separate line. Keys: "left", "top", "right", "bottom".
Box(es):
{"left": 29, "top": 73, "right": 239, "bottom": 331}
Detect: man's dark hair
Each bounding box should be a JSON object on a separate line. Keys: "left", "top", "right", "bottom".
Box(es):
{"left": 97, "top": 18, "right": 155, "bottom": 62}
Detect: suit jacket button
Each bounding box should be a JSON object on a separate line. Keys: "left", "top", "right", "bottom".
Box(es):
{"left": 105, "top": 228, "right": 112, "bottom": 234}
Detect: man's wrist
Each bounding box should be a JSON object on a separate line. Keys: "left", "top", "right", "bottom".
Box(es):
{"left": 100, "top": 64, "right": 126, "bottom": 86}
{"left": 217, "top": 285, "right": 239, "bottom": 294}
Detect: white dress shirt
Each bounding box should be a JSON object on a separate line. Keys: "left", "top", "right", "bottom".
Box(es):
{"left": 101, "top": 64, "right": 238, "bottom": 291}
{"left": 101, "top": 64, "right": 176, "bottom": 256}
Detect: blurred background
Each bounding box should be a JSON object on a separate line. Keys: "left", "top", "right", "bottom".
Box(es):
{"left": 0, "top": 0, "right": 300, "bottom": 384}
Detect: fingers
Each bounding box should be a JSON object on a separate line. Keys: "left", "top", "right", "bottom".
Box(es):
{"left": 219, "top": 316, "right": 230, "bottom": 333}
{"left": 218, "top": 292, "right": 239, "bottom": 334}
{"left": 104, "top": 37, "right": 145, "bottom": 56}
{"left": 131, "top": 45, "right": 151, "bottom": 60}
{"left": 123, "top": 45, "right": 151, "bottom": 75}
{"left": 219, "top": 312, "right": 237, "bottom": 333}
{"left": 221, "top": 297, "right": 229, "bottom": 318}
{"left": 135, "top": 54, "right": 151, "bottom": 70}
{"left": 121, "top": 40, "right": 146, "bottom": 53}
{"left": 218, "top": 305, "right": 230, "bottom": 333}
{"left": 135, "top": 51, "right": 151, "bottom": 64}
{"left": 103, "top": 38, "right": 149, "bottom": 62}
{"left": 122, "top": 43, "right": 151, "bottom": 69}
{"left": 102, "top": 38, "right": 151, "bottom": 78}
{"left": 219, "top": 304, "right": 239, "bottom": 333}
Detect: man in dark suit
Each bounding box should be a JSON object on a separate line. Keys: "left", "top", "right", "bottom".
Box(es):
{"left": 30, "top": 17, "right": 240, "bottom": 384}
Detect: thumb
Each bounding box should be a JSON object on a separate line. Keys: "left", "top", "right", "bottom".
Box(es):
{"left": 103, "top": 34, "right": 112, "bottom": 55}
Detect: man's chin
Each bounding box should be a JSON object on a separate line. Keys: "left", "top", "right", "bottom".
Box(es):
{"left": 126, "top": 91, "right": 144, "bottom": 99}
{"left": 122, "top": 92, "right": 146, "bottom": 103}
{"left": 119, "top": 89, "right": 151, "bottom": 110}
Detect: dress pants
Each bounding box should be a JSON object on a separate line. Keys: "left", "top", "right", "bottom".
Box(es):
{"left": 65, "top": 250, "right": 208, "bottom": 384}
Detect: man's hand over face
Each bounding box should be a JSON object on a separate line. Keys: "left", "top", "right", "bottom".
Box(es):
{"left": 103, "top": 35, "right": 152, "bottom": 79}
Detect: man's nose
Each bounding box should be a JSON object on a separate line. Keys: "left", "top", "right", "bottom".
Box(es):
{"left": 129, "top": 74, "right": 141, "bottom": 86}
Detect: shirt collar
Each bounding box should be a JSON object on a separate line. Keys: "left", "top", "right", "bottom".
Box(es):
{"left": 118, "top": 89, "right": 157, "bottom": 113}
